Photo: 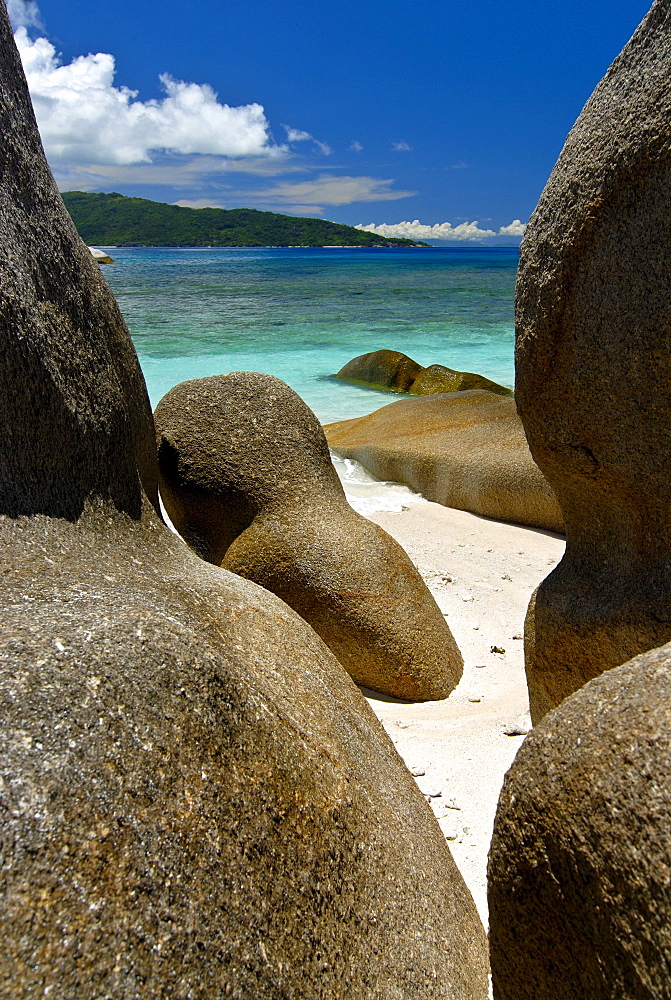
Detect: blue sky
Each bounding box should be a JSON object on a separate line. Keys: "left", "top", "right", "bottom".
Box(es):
{"left": 8, "top": 0, "right": 651, "bottom": 243}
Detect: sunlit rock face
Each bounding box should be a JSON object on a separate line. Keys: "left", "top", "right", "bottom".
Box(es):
{"left": 488, "top": 640, "right": 671, "bottom": 1000}
{"left": 325, "top": 390, "right": 563, "bottom": 533}
{"left": 514, "top": 0, "right": 671, "bottom": 724}
{"left": 0, "top": 2, "right": 488, "bottom": 995}
{"left": 154, "top": 371, "right": 464, "bottom": 702}
{"left": 489, "top": 1, "right": 671, "bottom": 995}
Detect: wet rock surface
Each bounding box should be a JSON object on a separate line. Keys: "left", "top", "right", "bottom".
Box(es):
{"left": 334, "top": 349, "right": 512, "bottom": 397}
{"left": 514, "top": 0, "right": 671, "bottom": 723}
{"left": 335, "top": 348, "right": 423, "bottom": 392}
{"left": 155, "top": 372, "right": 464, "bottom": 702}
{"left": 325, "top": 390, "right": 563, "bottom": 533}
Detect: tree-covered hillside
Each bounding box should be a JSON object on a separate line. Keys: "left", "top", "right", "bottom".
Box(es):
{"left": 61, "top": 192, "right": 426, "bottom": 248}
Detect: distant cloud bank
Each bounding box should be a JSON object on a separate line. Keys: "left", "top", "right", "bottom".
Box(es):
{"left": 356, "top": 219, "right": 527, "bottom": 242}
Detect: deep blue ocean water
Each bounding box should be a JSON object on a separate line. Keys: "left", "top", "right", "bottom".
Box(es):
{"left": 101, "top": 246, "right": 518, "bottom": 424}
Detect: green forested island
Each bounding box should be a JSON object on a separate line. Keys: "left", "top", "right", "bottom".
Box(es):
{"left": 61, "top": 191, "right": 426, "bottom": 248}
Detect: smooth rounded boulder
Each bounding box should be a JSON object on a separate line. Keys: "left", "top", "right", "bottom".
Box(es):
{"left": 0, "top": 6, "right": 490, "bottom": 996}
{"left": 155, "top": 372, "right": 464, "bottom": 702}
{"left": 335, "top": 348, "right": 423, "bottom": 391}
{"left": 514, "top": 0, "right": 671, "bottom": 722}
{"left": 325, "top": 390, "right": 563, "bottom": 533}
{"left": 488, "top": 640, "right": 671, "bottom": 999}
{"left": 409, "top": 363, "right": 512, "bottom": 397}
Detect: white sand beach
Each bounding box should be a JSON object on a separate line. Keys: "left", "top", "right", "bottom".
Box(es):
{"left": 360, "top": 500, "right": 565, "bottom": 926}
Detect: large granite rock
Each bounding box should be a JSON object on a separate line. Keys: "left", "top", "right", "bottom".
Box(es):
{"left": 155, "top": 372, "right": 464, "bottom": 702}
{"left": 409, "top": 363, "right": 512, "bottom": 397}
{"left": 514, "top": 0, "right": 671, "bottom": 722}
{"left": 0, "top": 6, "right": 488, "bottom": 995}
{"left": 335, "top": 348, "right": 423, "bottom": 391}
{"left": 488, "top": 641, "right": 671, "bottom": 999}
{"left": 334, "top": 348, "right": 512, "bottom": 397}
{"left": 325, "top": 390, "right": 563, "bottom": 533}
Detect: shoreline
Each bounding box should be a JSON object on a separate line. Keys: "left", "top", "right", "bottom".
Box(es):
{"left": 358, "top": 499, "right": 565, "bottom": 925}
{"left": 94, "top": 244, "right": 522, "bottom": 251}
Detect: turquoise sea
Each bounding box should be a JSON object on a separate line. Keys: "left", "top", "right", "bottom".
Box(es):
{"left": 101, "top": 246, "right": 518, "bottom": 425}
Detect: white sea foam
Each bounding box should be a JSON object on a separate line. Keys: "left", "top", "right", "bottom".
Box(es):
{"left": 330, "top": 452, "right": 426, "bottom": 516}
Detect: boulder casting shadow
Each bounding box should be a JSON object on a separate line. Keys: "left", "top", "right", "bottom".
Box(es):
{"left": 154, "top": 372, "right": 464, "bottom": 702}
{"left": 0, "top": 5, "right": 488, "bottom": 996}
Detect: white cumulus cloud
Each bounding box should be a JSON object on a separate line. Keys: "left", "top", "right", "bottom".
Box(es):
{"left": 498, "top": 219, "right": 527, "bottom": 236}
{"left": 7, "top": 0, "right": 41, "bottom": 29}
{"left": 392, "top": 140, "right": 412, "bottom": 152}
{"left": 356, "top": 219, "right": 497, "bottom": 242}
{"left": 13, "top": 25, "right": 282, "bottom": 166}
{"left": 285, "top": 205, "right": 325, "bottom": 216}
{"left": 283, "top": 126, "right": 312, "bottom": 143}
{"left": 356, "top": 219, "right": 528, "bottom": 242}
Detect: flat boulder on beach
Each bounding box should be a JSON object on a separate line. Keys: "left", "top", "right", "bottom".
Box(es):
{"left": 325, "top": 389, "right": 563, "bottom": 533}
{"left": 0, "top": 6, "right": 488, "bottom": 996}
{"left": 155, "top": 371, "right": 465, "bottom": 702}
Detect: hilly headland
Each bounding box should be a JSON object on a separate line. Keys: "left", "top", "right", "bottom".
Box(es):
{"left": 61, "top": 191, "right": 427, "bottom": 248}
